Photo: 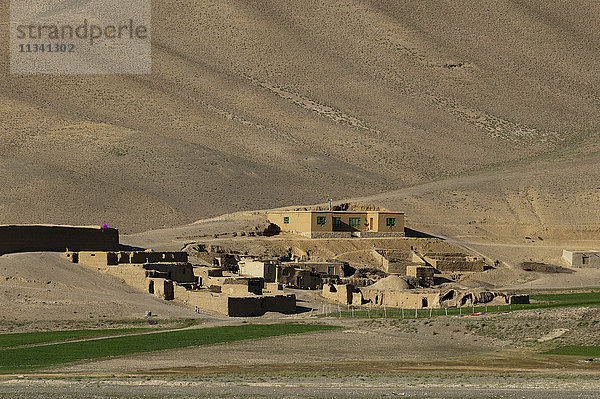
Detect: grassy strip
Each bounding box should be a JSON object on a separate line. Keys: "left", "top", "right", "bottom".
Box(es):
{"left": 320, "top": 292, "right": 600, "bottom": 319}
{"left": 0, "top": 323, "right": 337, "bottom": 373}
{"left": 544, "top": 346, "right": 600, "bottom": 357}
{"left": 0, "top": 328, "right": 148, "bottom": 349}
{"left": 530, "top": 291, "right": 600, "bottom": 305}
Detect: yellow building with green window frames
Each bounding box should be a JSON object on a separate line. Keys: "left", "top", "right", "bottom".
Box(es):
{"left": 267, "top": 209, "right": 405, "bottom": 238}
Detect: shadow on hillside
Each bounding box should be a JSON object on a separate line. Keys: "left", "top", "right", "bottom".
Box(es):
{"left": 119, "top": 244, "right": 146, "bottom": 251}
{"left": 404, "top": 228, "right": 440, "bottom": 239}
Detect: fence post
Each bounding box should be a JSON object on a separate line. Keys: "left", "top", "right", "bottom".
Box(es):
{"left": 401, "top": 308, "right": 404, "bottom": 319}
{"left": 415, "top": 307, "right": 418, "bottom": 319}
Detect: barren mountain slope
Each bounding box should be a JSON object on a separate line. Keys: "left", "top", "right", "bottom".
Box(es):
{"left": 362, "top": 140, "right": 600, "bottom": 241}
{"left": 0, "top": 0, "right": 598, "bottom": 232}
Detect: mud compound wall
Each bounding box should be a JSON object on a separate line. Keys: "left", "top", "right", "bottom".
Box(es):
{"left": 0, "top": 225, "right": 119, "bottom": 255}
{"left": 228, "top": 294, "right": 296, "bottom": 317}
{"left": 322, "top": 284, "right": 354, "bottom": 304}
{"left": 422, "top": 254, "right": 485, "bottom": 272}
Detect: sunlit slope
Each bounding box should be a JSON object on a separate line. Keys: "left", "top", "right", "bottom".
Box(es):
{"left": 363, "top": 141, "right": 600, "bottom": 240}
{"left": 0, "top": 0, "right": 598, "bottom": 232}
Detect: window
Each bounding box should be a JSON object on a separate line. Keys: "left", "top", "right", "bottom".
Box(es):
{"left": 386, "top": 218, "right": 396, "bottom": 227}
{"left": 328, "top": 266, "right": 335, "bottom": 275}
{"left": 332, "top": 217, "right": 341, "bottom": 227}
{"left": 283, "top": 216, "right": 290, "bottom": 224}
{"left": 349, "top": 217, "right": 361, "bottom": 227}
{"left": 316, "top": 216, "right": 327, "bottom": 225}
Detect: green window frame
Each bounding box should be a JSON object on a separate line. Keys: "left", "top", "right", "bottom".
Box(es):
{"left": 316, "top": 216, "right": 327, "bottom": 225}
{"left": 386, "top": 218, "right": 396, "bottom": 227}
{"left": 283, "top": 216, "right": 290, "bottom": 224}
{"left": 349, "top": 217, "right": 361, "bottom": 228}
{"left": 332, "top": 217, "right": 341, "bottom": 227}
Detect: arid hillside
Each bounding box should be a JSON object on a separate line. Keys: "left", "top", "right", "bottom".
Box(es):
{"left": 0, "top": 1, "right": 599, "bottom": 232}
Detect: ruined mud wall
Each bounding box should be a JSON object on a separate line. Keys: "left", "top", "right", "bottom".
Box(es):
{"left": 360, "top": 290, "right": 440, "bottom": 309}
{"left": 228, "top": 294, "right": 296, "bottom": 317}
{"left": 322, "top": 284, "right": 354, "bottom": 304}
{"left": 423, "top": 254, "right": 485, "bottom": 272}
{"left": 372, "top": 249, "right": 425, "bottom": 274}
{"left": 0, "top": 225, "right": 119, "bottom": 255}
{"left": 173, "top": 286, "right": 296, "bottom": 317}
{"left": 129, "top": 251, "right": 188, "bottom": 264}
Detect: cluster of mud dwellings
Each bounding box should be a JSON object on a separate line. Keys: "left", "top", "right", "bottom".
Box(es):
{"left": 322, "top": 284, "right": 529, "bottom": 309}
{"left": 321, "top": 248, "right": 528, "bottom": 309}
{"left": 372, "top": 249, "right": 486, "bottom": 286}
{"left": 63, "top": 250, "right": 296, "bottom": 317}
{"left": 236, "top": 257, "right": 355, "bottom": 290}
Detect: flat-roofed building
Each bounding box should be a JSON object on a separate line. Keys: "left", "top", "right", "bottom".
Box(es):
{"left": 562, "top": 250, "right": 600, "bottom": 267}
{"left": 267, "top": 210, "right": 404, "bottom": 238}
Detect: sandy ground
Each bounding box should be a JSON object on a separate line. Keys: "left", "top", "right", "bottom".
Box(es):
{"left": 53, "top": 320, "right": 503, "bottom": 374}
{"left": 1, "top": 377, "right": 600, "bottom": 399}
{"left": 0, "top": 252, "right": 200, "bottom": 326}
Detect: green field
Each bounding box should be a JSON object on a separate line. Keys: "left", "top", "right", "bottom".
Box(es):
{"left": 320, "top": 291, "right": 600, "bottom": 319}
{"left": 544, "top": 346, "right": 600, "bottom": 356}
{"left": 0, "top": 323, "right": 337, "bottom": 373}
{"left": 0, "top": 328, "right": 147, "bottom": 349}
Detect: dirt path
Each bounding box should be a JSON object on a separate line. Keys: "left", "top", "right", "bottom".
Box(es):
{"left": 1, "top": 375, "right": 600, "bottom": 398}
